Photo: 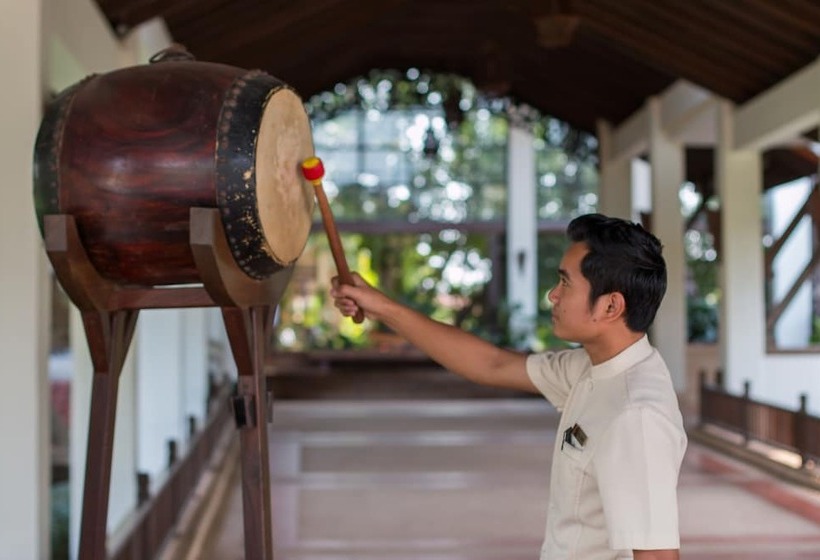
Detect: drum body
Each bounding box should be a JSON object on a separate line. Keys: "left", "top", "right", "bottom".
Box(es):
{"left": 33, "top": 54, "right": 315, "bottom": 286}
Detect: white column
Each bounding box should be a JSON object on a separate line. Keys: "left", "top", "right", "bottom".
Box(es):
{"left": 506, "top": 123, "right": 538, "bottom": 346}
{"left": 107, "top": 349, "right": 138, "bottom": 533}
{"left": 121, "top": 17, "right": 172, "bottom": 64}
{"left": 136, "top": 310, "right": 186, "bottom": 482}
{"left": 207, "top": 307, "right": 237, "bottom": 382}
{"left": 716, "top": 101, "right": 765, "bottom": 394}
{"left": 182, "top": 308, "right": 209, "bottom": 433}
{"left": 596, "top": 119, "right": 634, "bottom": 220}
{"left": 648, "top": 98, "right": 687, "bottom": 392}
{"left": 68, "top": 311, "right": 89, "bottom": 559}
{"left": 0, "top": 1, "right": 49, "bottom": 557}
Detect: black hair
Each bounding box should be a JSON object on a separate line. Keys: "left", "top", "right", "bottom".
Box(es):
{"left": 566, "top": 213, "right": 667, "bottom": 332}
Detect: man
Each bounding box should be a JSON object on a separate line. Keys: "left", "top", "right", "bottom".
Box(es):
{"left": 330, "top": 213, "right": 686, "bottom": 560}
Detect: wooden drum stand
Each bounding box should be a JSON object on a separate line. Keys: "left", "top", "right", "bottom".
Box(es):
{"left": 45, "top": 207, "right": 288, "bottom": 559}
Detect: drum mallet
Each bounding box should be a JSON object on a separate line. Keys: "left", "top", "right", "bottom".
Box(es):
{"left": 301, "top": 156, "right": 365, "bottom": 324}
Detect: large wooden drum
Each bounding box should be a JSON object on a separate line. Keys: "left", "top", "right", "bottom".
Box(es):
{"left": 33, "top": 47, "right": 315, "bottom": 286}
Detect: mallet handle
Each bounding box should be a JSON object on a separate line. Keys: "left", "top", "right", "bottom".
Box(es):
{"left": 302, "top": 158, "right": 365, "bottom": 324}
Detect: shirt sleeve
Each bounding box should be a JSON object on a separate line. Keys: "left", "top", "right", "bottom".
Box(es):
{"left": 525, "top": 348, "right": 589, "bottom": 410}
{"left": 592, "top": 407, "right": 686, "bottom": 551}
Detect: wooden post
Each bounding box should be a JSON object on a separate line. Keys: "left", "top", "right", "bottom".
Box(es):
{"left": 698, "top": 370, "right": 707, "bottom": 428}
{"left": 137, "top": 472, "right": 150, "bottom": 506}
{"left": 188, "top": 415, "right": 197, "bottom": 439}
{"left": 168, "top": 440, "right": 178, "bottom": 467}
{"left": 797, "top": 393, "right": 809, "bottom": 468}
{"left": 222, "top": 306, "right": 275, "bottom": 559}
{"left": 77, "top": 309, "right": 139, "bottom": 559}
{"left": 742, "top": 380, "right": 751, "bottom": 444}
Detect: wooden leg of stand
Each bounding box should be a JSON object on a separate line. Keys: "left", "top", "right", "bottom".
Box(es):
{"left": 78, "top": 310, "right": 139, "bottom": 559}
{"left": 223, "top": 306, "right": 274, "bottom": 560}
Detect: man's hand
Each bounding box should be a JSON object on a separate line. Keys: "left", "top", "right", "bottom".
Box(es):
{"left": 330, "top": 272, "right": 389, "bottom": 322}
{"left": 633, "top": 550, "right": 679, "bottom": 560}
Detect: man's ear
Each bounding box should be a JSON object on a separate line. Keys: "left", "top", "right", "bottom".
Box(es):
{"left": 602, "top": 292, "right": 627, "bottom": 322}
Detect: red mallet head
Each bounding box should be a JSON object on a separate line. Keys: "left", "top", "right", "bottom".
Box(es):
{"left": 301, "top": 157, "right": 325, "bottom": 186}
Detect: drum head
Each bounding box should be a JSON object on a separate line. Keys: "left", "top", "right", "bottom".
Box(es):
{"left": 255, "top": 88, "right": 316, "bottom": 266}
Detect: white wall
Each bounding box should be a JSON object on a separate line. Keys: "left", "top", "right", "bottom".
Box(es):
{"left": 38, "top": 0, "right": 175, "bottom": 556}
{"left": 0, "top": 1, "right": 50, "bottom": 557}
{"left": 136, "top": 310, "right": 187, "bottom": 482}
{"left": 758, "top": 355, "right": 820, "bottom": 416}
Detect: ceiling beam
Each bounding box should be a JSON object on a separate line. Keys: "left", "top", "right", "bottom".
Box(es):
{"left": 606, "top": 80, "right": 719, "bottom": 161}
{"left": 735, "top": 57, "right": 820, "bottom": 151}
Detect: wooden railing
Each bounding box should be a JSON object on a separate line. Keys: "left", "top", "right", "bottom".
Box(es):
{"left": 108, "top": 382, "right": 233, "bottom": 560}
{"left": 700, "top": 373, "right": 820, "bottom": 468}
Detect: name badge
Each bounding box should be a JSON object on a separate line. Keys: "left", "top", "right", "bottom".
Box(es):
{"left": 562, "top": 423, "right": 587, "bottom": 450}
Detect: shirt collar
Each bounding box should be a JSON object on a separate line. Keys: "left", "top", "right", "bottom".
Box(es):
{"left": 590, "top": 335, "right": 653, "bottom": 379}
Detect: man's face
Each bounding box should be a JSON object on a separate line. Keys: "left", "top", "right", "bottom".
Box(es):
{"left": 547, "top": 242, "right": 607, "bottom": 343}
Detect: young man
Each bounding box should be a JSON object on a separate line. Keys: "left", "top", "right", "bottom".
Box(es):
{"left": 330, "top": 213, "right": 686, "bottom": 560}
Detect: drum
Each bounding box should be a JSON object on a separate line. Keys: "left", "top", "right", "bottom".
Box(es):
{"left": 33, "top": 47, "right": 315, "bottom": 286}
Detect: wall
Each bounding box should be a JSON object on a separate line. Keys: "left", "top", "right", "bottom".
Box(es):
{"left": 38, "top": 0, "right": 174, "bottom": 556}
{"left": 0, "top": 0, "right": 50, "bottom": 557}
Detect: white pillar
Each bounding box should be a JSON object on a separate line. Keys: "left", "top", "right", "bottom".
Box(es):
{"left": 648, "top": 98, "right": 687, "bottom": 392}
{"left": 68, "top": 311, "right": 88, "bottom": 559}
{"left": 506, "top": 123, "right": 538, "bottom": 346}
{"left": 136, "top": 310, "right": 186, "bottom": 483}
{"left": 716, "top": 101, "right": 765, "bottom": 394}
{"left": 0, "top": 1, "right": 50, "bottom": 557}
{"left": 182, "top": 308, "right": 209, "bottom": 432}
{"left": 596, "top": 119, "right": 634, "bottom": 220}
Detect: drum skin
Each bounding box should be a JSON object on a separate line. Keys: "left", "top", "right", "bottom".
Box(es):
{"left": 33, "top": 53, "right": 315, "bottom": 286}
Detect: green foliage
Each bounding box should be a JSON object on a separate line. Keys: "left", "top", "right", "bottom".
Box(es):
{"left": 810, "top": 316, "right": 820, "bottom": 344}
{"left": 278, "top": 69, "right": 599, "bottom": 352}
{"left": 688, "top": 297, "right": 719, "bottom": 342}
{"left": 685, "top": 233, "right": 720, "bottom": 343}
{"left": 51, "top": 482, "right": 69, "bottom": 560}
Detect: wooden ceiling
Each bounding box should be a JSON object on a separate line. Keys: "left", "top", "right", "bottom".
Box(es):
{"left": 92, "top": 1, "right": 820, "bottom": 190}
{"left": 94, "top": 0, "right": 820, "bottom": 134}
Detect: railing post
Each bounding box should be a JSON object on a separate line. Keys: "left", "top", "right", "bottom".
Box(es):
{"left": 698, "top": 370, "right": 707, "bottom": 428}
{"left": 188, "top": 415, "right": 197, "bottom": 439}
{"left": 136, "top": 472, "right": 150, "bottom": 506}
{"left": 742, "top": 380, "right": 751, "bottom": 444}
{"left": 797, "top": 393, "right": 809, "bottom": 469}
{"left": 167, "top": 439, "right": 178, "bottom": 468}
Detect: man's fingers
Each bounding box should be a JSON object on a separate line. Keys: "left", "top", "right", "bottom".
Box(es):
{"left": 334, "top": 298, "right": 361, "bottom": 317}
{"left": 330, "top": 273, "right": 368, "bottom": 319}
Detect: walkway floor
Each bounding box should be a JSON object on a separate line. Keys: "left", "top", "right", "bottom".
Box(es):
{"left": 202, "top": 399, "right": 820, "bottom": 559}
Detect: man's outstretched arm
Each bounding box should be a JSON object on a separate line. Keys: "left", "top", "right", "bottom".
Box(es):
{"left": 331, "top": 273, "right": 536, "bottom": 393}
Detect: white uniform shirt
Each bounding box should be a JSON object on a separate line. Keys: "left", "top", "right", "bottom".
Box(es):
{"left": 526, "top": 336, "right": 687, "bottom": 559}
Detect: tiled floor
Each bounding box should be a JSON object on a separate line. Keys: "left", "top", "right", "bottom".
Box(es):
{"left": 203, "top": 399, "right": 820, "bottom": 559}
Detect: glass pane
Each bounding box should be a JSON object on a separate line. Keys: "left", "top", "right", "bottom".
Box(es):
{"left": 313, "top": 111, "right": 358, "bottom": 148}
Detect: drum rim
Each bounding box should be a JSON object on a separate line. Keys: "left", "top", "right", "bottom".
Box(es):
{"left": 215, "top": 70, "right": 296, "bottom": 280}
